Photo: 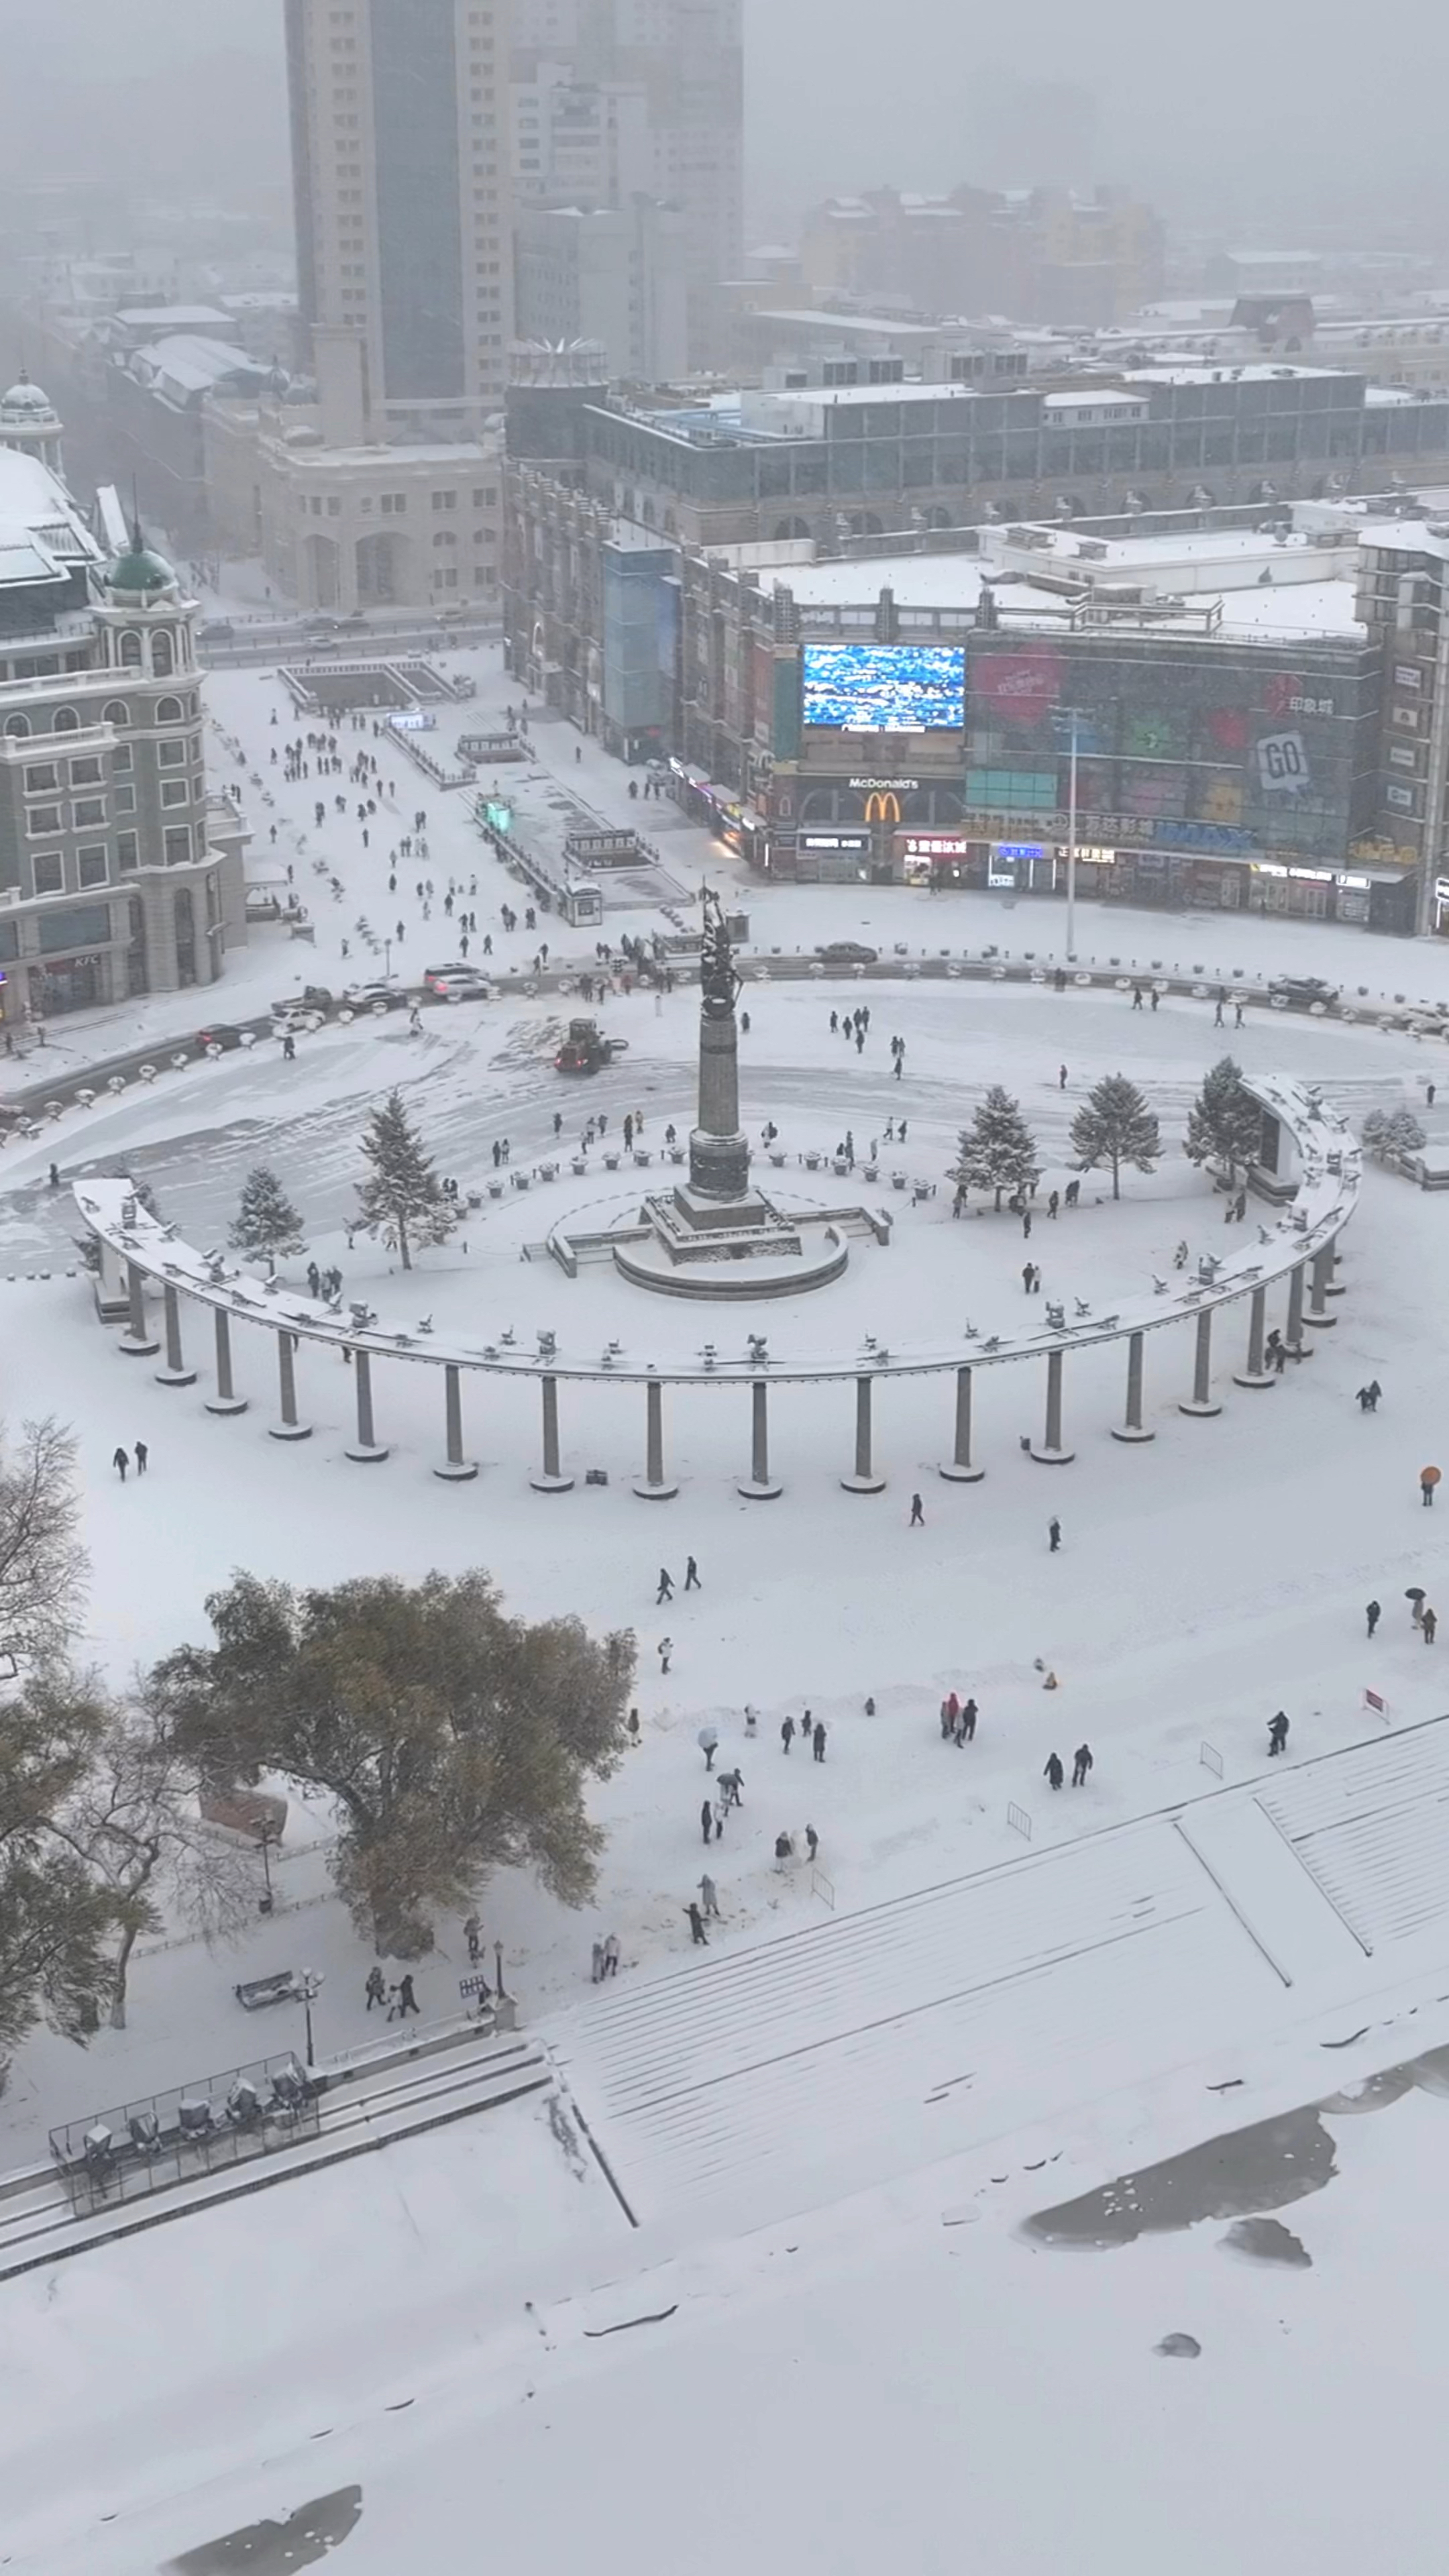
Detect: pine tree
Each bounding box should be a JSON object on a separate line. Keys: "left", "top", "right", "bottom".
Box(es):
{"left": 956, "top": 1085, "right": 1040, "bottom": 1211}
{"left": 1183, "top": 1057, "right": 1263, "bottom": 1185}
{"left": 1362, "top": 1105, "right": 1426, "bottom": 1165}
{"left": 355, "top": 1089, "right": 457, "bottom": 1271}
{"left": 228, "top": 1165, "right": 307, "bottom": 1277}
{"left": 1071, "top": 1073, "right": 1161, "bottom": 1201}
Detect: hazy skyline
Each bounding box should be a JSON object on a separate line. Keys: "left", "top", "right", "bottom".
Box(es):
{"left": 0, "top": 0, "right": 1445, "bottom": 254}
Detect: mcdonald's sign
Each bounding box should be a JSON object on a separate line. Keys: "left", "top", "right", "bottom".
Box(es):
{"left": 863, "top": 791, "right": 902, "bottom": 825}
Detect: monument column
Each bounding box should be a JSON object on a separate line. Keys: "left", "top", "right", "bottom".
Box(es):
{"left": 686, "top": 885, "right": 752, "bottom": 1203}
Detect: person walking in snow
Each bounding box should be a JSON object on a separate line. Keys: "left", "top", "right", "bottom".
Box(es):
{"left": 959, "top": 1697, "right": 978, "bottom": 1743}
{"left": 1366, "top": 1599, "right": 1381, "bottom": 1638}
{"left": 1044, "top": 1752, "right": 1065, "bottom": 1790}
{"left": 685, "top": 1555, "right": 701, "bottom": 1591}
{"left": 603, "top": 1931, "right": 620, "bottom": 1976}
{"left": 718, "top": 1768, "right": 743, "bottom": 1808}
{"left": 1071, "top": 1743, "right": 1093, "bottom": 1786}
{"left": 698, "top": 1727, "right": 718, "bottom": 1770}
{"left": 1049, "top": 1516, "right": 1061, "bottom": 1552}
{"left": 134, "top": 1441, "right": 148, "bottom": 1477}
{"left": 396, "top": 1973, "right": 419, "bottom": 2017}
{"left": 781, "top": 1715, "right": 796, "bottom": 1754}
{"left": 1058, "top": 1064, "right": 1067, "bottom": 1091}
{"left": 910, "top": 1493, "right": 924, "bottom": 1526}
{"left": 805, "top": 1825, "right": 819, "bottom": 1863}
{"left": 1421, "top": 1466, "right": 1441, "bottom": 1508}
{"left": 1424, "top": 1605, "right": 1439, "bottom": 1644}
{"left": 700, "top": 1798, "right": 715, "bottom": 1845}
{"left": 658, "top": 1637, "right": 673, "bottom": 1675}
{"left": 464, "top": 1913, "right": 482, "bottom": 1965}
{"left": 112, "top": 1446, "right": 129, "bottom": 1482}
{"left": 941, "top": 1697, "right": 954, "bottom": 1740}
{"left": 812, "top": 1721, "right": 827, "bottom": 1762}
{"left": 657, "top": 1566, "right": 674, "bottom": 1603}
{"left": 686, "top": 1900, "right": 708, "bottom": 1946}
{"left": 591, "top": 1939, "right": 606, "bottom": 1983}
{"left": 1267, "top": 1711, "right": 1289, "bottom": 1756}
{"left": 698, "top": 1872, "right": 720, "bottom": 1919}
{"left": 365, "top": 1966, "right": 386, "bottom": 2010}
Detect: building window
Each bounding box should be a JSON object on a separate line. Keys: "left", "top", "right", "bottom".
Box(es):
{"left": 164, "top": 826, "right": 192, "bottom": 865}
{"left": 77, "top": 846, "right": 109, "bottom": 888}
{"left": 156, "top": 696, "right": 183, "bottom": 724}
{"left": 115, "top": 784, "right": 136, "bottom": 814}
{"left": 111, "top": 741, "right": 133, "bottom": 770}
{"left": 23, "top": 763, "right": 58, "bottom": 793}
{"left": 327, "top": 496, "right": 342, "bottom": 516}
{"left": 161, "top": 780, "right": 189, "bottom": 807}
{"left": 27, "top": 806, "right": 61, "bottom": 835}
{"left": 158, "top": 739, "right": 186, "bottom": 767}
{"left": 116, "top": 833, "right": 140, "bottom": 872}
{"left": 431, "top": 490, "right": 458, "bottom": 510}
{"left": 32, "top": 853, "right": 63, "bottom": 894}
{"left": 72, "top": 798, "right": 106, "bottom": 827}
{"left": 103, "top": 699, "right": 130, "bottom": 729}
{"left": 151, "top": 632, "right": 174, "bottom": 677}
{"left": 70, "top": 756, "right": 103, "bottom": 786}
{"left": 4, "top": 713, "right": 30, "bottom": 738}
{"left": 51, "top": 706, "right": 79, "bottom": 733}
{"left": 432, "top": 529, "right": 458, "bottom": 547}
{"left": 119, "top": 631, "right": 143, "bottom": 668}
{"left": 173, "top": 886, "right": 197, "bottom": 985}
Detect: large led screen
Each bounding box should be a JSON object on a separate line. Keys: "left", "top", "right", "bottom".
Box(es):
{"left": 802, "top": 643, "right": 966, "bottom": 733}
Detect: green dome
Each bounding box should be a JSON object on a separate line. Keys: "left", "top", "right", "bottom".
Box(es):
{"left": 108, "top": 535, "right": 177, "bottom": 598}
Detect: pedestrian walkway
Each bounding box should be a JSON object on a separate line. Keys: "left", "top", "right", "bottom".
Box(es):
{"left": 547, "top": 1712, "right": 1449, "bottom": 2233}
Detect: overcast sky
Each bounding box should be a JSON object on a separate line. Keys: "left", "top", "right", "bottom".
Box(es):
{"left": 0, "top": 0, "right": 1444, "bottom": 254}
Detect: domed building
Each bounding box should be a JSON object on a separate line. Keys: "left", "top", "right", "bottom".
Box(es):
{"left": 0, "top": 463, "right": 247, "bottom": 1027}
{"left": 0, "top": 372, "right": 63, "bottom": 476}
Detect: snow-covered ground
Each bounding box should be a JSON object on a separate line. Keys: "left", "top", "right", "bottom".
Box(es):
{"left": 7, "top": 652, "right": 1449, "bottom": 2573}
{"left": 6, "top": 636, "right": 1449, "bottom": 1104}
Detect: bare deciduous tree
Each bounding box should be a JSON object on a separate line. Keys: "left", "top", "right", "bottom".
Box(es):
{"left": 0, "top": 1417, "right": 87, "bottom": 1678}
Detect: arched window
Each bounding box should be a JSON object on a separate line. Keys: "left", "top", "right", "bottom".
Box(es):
{"left": 156, "top": 695, "right": 183, "bottom": 724}
{"left": 119, "top": 630, "right": 143, "bottom": 668}
{"left": 51, "top": 706, "right": 79, "bottom": 732}
{"left": 432, "top": 529, "right": 457, "bottom": 548}
{"left": 3, "top": 712, "right": 29, "bottom": 738}
{"left": 151, "top": 629, "right": 174, "bottom": 676}
{"left": 103, "top": 699, "right": 129, "bottom": 729}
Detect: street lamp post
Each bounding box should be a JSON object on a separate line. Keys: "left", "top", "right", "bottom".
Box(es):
{"left": 299, "top": 1968, "right": 323, "bottom": 2068}
{"left": 1052, "top": 706, "right": 1084, "bottom": 961}
{"left": 256, "top": 1819, "right": 279, "bottom": 1915}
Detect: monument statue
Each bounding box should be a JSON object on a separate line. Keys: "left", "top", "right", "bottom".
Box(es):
{"left": 689, "top": 887, "right": 749, "bottom": 1202}
{"left": 700, "top": 885, "right": 742, "bottom": 1019}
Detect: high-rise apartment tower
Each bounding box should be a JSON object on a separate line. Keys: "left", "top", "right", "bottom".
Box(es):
{"left": 284, "top": 0, "right": 514, "bottom": 436}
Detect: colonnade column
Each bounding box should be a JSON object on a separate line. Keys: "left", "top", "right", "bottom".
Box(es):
{"left": 1234, "top": 1284, "right": 1276, "bottom": 1390}
{"left": 1111, "top": 1329, "right": 1154, "bottom": 1442}
{"left": 117, "top": 1260, "right": 159, "bottom": 1357}
{"left": 530, "top": 1373, "right": 572, "bottom": 1493}
{"left": 154, "top": 1283, "right": 197, "bottom": 1388}
{"left": 345, "top": 1348, "right": 388, "bottom": 1462}
{"left": 1179, "top": 1307, "right": 1222, "bottom": 1416}
{"left": 633, "top": 1377, "right": 678, "bottom": 1499}
{"left": 938, "top": 1364, "right": 985, "bottom": 1482}
{"left": 1304, "top": 1240, "right": 1338, "bottom": 1328}
{"left": 1286, "top": 1259, "right": 1306, "bottom": 1348}
{"left": 434, "top": 1362, "right": 479, "bottom": 1481}
{"left": 1029, "top": 1347, "right": 1074, "bottom": 1463}
{"left": 269, "top": 1330, "right": 311, "bottom": 1440}
{"left": 738, "top": 1379, "right": 782, "bottom": 1499}
{"left": 205, "top": 1306, "right": 248, "bottom": 1415}
{"left": 841, "top": 1373, "right": 885, "bottom": 1493}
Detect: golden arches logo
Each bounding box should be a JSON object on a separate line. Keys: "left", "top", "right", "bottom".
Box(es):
{"left": 863, "top": 791, "right": 901, "bottom": 825}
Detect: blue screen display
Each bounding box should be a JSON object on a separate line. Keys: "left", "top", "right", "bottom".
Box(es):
{"left": 802, "top": 643, "right": 966, "bottom": 733}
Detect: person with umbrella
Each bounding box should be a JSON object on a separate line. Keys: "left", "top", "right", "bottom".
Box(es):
{"left": 1421, "top": 1465, "right": 1441, "bottom": 1507}
{"left": 1407, "top": 1587, "right": 1427, "bottom": 1631}
{"left": 698, "top": 1725, "right": 719, "bottom": 1771}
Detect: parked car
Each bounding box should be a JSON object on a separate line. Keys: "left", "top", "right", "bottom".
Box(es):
{"left": 340, "top": 981, "right": 409, "bottom": 1014}
{"left": 1267, "top": 974, "right": 1338, "bottom": 1010}
{"left": 270, "top": 985, "right": 334, "bottom": 1019}
{"left": 300, "top": 613, "right": 341, "bottom": 637}
{"left": 815, "top": 941, "right": 880, "bottom": 966}
{"left": 199, "top": 618, "right": 235, "bottom": 643}
{"left": 423, "top": 967, "right": 492, "bottom": 1003}
{"left": 197, "top": 1023, "right": 245, "bottom": 1053}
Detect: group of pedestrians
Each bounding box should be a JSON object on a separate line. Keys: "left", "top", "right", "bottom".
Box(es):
{"left": 939, "top": 1693, "right": 979, "bottom": 1743}
{"left": 780, "top": 1713, "right": 828, "bottom": 1760}
{"left": 111, "top": 1441, "right": 148, "bottom": 1481}
{"left": 1043, "top": 1745, "right": 1094, "bottom": 1789}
